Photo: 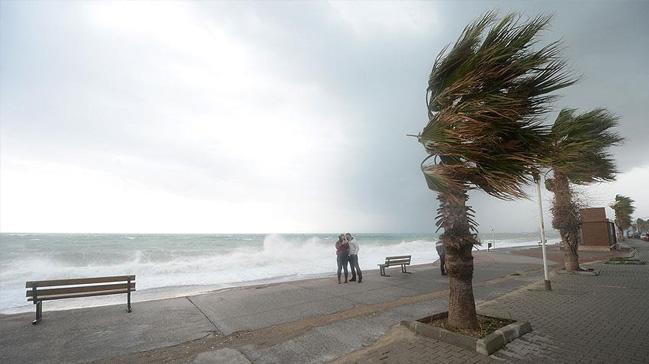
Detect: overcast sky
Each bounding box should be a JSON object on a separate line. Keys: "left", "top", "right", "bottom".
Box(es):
{"left": 1, "top": 1, "right": 647, "bottom": 234}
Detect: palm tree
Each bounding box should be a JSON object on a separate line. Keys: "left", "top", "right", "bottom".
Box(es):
{"left": 637, "top": 218, "right": 649, "bottom": 234}
{"left": 417, "top": 12, "right": 574, "bottom": 329}
{"left": 611, "top": 194, "right": 635, "bottom": 240}
{"left": 544, "top": 109, "right": 622, "bottom": 271}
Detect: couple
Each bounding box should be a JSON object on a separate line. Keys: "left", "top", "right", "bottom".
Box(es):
{"left": 335, "top": 233, "right": 362, "bottom": 284}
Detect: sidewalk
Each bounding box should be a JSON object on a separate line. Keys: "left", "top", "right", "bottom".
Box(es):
{"left": 0, "top": 243, "right": 632, "bottom": 363}
{"left": 340, "top": 240, "right": 649, "bottom": 363}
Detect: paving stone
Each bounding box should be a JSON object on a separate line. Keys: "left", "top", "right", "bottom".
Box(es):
{"left": 192, "top": 348, "right": 251, "bottom": 364}
{"left": 347, "top": 240, "right": 649, "bottom": 364}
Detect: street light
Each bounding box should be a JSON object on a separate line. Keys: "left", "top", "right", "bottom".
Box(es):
{"left": 534, "top": 173, "right": 552, "bottom": 291}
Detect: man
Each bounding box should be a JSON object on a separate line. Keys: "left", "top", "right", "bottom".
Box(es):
{"left": 346, "top": 233, "right": 362, "bottom": 283}
{"left": 435, "top": 241, "right": 447, "bottom": 276}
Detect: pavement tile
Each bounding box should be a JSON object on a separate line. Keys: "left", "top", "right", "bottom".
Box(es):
{"left": 341, "top": 240, "right": 649, "bottom": 364}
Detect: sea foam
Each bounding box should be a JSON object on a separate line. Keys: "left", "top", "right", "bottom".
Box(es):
{"left": 0, "top": 232, "right": 546, "bottom": 313}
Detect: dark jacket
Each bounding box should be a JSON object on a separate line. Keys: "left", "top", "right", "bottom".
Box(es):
{"left": 336, "top": 240, "right": 349, "bottom": 256}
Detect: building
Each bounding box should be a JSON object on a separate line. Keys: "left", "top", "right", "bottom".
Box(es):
{"left": 579, "top": 207, "right": 617, "bottom": 251}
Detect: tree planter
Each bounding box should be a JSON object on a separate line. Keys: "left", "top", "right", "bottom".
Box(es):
{"left": 401, "top": 312, "right": 532, "bottom": 355}
{"left": 557, "top": 268, "right": 600, "bottom": 276}
{"left": 605, "top": 258, "right": 646, "bottom": 265}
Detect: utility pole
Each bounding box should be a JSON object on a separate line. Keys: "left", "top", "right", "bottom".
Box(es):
{"left": 535, "top": 173, "right": 552, "bottom": 291}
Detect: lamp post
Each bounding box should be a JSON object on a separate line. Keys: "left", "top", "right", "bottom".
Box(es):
{"left": 535, "top": 173, "right": 552, "bottom": 291}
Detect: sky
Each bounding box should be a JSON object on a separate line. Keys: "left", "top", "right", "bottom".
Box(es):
{"left": 1, "top": 0, "right": 647, "bottom": 234}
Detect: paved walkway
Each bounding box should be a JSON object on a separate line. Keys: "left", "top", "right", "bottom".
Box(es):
{"left": 342, "top": 240, "right": 649, "bottom": 363}
{"left": 0, "top": 247, "right": 549, "bottom": 363}
{"left": 0, "top": 242, "right": 637, "bottom": 363}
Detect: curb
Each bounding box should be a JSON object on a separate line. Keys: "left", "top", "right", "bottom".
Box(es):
{"left": 556, "top": 269, "right": 600, "bottom": 276}
{"left": 401, "top": 314, "right": 532, "bottom": 355}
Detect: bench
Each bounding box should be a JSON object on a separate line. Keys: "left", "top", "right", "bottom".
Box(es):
{"left": 26, "top": 275, "right": 135, "bottom": 324}
{"left": 378, "top": 255, "right": 412, "bottom": 277}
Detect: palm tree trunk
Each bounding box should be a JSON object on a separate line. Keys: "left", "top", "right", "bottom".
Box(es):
{"left": 617, "top": 225, "right": 625, "bottom": 241}
{"left": 438, "top": 189, "right": 478, "bottom": 330}
{"left": 551, "top": 173, "right": 581, "bottom": 272}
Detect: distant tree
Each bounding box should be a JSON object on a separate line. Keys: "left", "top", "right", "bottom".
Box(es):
{"left": 637, "top": 218, "right": 649, "bottom": 234}
{"left": 611, "top": 195, "right": 635, "bottom": 240}
{"left": 544, "top": 109, "right": 622, "bottom": 271}
{"left": 417, "top": 12, "right": 574, "bottom": 329}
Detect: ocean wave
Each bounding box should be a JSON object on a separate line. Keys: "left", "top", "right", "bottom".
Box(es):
{"left": 0, "top": 233, "right": 548, "bottom": 313}
{"left": 0, "top": 234, "right": 439, "bottom": 312}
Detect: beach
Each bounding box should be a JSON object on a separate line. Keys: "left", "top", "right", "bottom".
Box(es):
{"left": 2, "top": 241, "right": 632, "bottom": 363}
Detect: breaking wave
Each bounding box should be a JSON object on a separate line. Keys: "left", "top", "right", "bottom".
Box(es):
{"left": 0, "top": 233, "right": 544, "bottom": 313}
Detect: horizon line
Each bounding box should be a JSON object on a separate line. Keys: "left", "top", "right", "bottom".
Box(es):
{"left": 0, "top": 230, "right": 550, "bottom": 235}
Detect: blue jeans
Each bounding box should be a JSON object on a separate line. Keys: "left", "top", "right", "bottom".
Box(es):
{"left": 436, "top": 245, "right": 446, "bottom": 274}
{"left": 349, "top": 254, "right": 362, "bottom": 281}
{"left": 337, "top": 254, "right": 349, "bottom": 282}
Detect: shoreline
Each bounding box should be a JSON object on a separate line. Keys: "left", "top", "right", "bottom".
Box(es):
{"left": 0, "top": 242, "right": 631, "bottom": 363}
{"left": 0, "top": 266, "right": 405, "bottom": 316}
{"left": 0, "top": 242, "right": 554, "bottom": 316}
{"left": 0, "top": 242, "right": 554, "bottom": 317}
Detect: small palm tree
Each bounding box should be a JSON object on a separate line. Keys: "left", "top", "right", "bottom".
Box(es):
{"left": 611, "top": 194, "right": 635, "bottom": 240}
{"left": 637, "top": 218, "right": 649, "bottom": 234}
{"left": 545, "top": 109, "right": 622, "bottom": 271}
{"left": 417, "top": 12, "right": 574, "bottom": 329}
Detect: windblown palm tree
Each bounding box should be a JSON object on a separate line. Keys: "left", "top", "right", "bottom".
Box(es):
{"left": 611, "top": 194, "right": 635, "bottom": 240}
{"left": 545, "top": 109, "right": 622, "bottom": 271}
{"left": 637, "top": 218, "right": 649, "bottom": 234}
{"left": 417, "top": 12, "right": 574, "bottom": 329}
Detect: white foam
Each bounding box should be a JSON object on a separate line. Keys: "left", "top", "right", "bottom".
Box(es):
{"left": 0, "top": 233, "right": 547, "bottom": 313}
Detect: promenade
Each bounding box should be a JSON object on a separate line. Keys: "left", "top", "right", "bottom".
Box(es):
{"left": 0, "top": 241, "right": 643, "bottom": 363}
{"left": 340, "top": 239, "right": 649, "bottom": 363}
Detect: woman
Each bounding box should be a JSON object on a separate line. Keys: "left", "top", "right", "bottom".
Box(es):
{"left": 435, "top": 241, "right": 447, "bottom": 276}
{"left": 335, "top": 234, "right": 350, "bottom": 284}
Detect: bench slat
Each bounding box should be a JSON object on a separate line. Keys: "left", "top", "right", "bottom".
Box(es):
{"left": 26, "top": 275, "right": 136, "bottom": 288}
{"left": 27, "top": 283, "right": 135, "bottom": 297}
{"left": 385, "top": 255, "right": 411, "bottom": 260}
{"left": 385, "top": 258, "right": 411, "bottom": 263}
{"left": 27, "top": 289, "right": 131, "bottom": 302}
{"left": 383, "top": 254, "right": 411, "bottom": 268}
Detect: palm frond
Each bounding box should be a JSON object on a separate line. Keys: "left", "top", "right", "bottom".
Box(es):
{"left": 420, "top": 12, "right": 575, "bottom": 203}
{"left": 546, "top": 108, "right": 623, "bottom": 184}
{"left": 611, "top": 194, "right": 636, "bottom": 230}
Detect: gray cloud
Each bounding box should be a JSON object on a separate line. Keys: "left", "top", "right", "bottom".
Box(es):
{"left": 1, "top": 1, "right": 647, "bottom": 233}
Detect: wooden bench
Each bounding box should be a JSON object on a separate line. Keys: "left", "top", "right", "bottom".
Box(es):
{"left": 26, "top": 275, "right": 135, "bottom": 324}
{"left": 378, "top": 255, "right": 412, "bottom": 277}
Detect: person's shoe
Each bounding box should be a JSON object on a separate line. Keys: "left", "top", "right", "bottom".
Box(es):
{"left": 344, "top": 279, "right": 348, "bottom": 283}
{"left": 358, "top": 278, "right": 362, "bottom": 283}
{"left": 350, "top": 277, "right": 356, "bottom": 282}
{"left": 338, "top": 277, "right": 341, "bottom": 284}
{"left": 441, "top": 272, "right": 447, "bottom": 276}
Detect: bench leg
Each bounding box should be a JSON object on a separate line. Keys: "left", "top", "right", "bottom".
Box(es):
{"left": 401, "top": 265, "right": 412, "bottom": 274}
{"left": 127, "top": 291, "right": 132, "bottom": 313}
{"left": 32, "top": 301, "right": 42, "bottom": 325}
{"left": 127, "top": 277, "right": 132, "bottom": 313}
{"left": 381, "top": 265, "right": 391, "bottom": 277}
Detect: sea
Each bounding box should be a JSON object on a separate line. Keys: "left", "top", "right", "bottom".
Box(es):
{"left": 0, "top": 232, "right": 556, "bottom": 314}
